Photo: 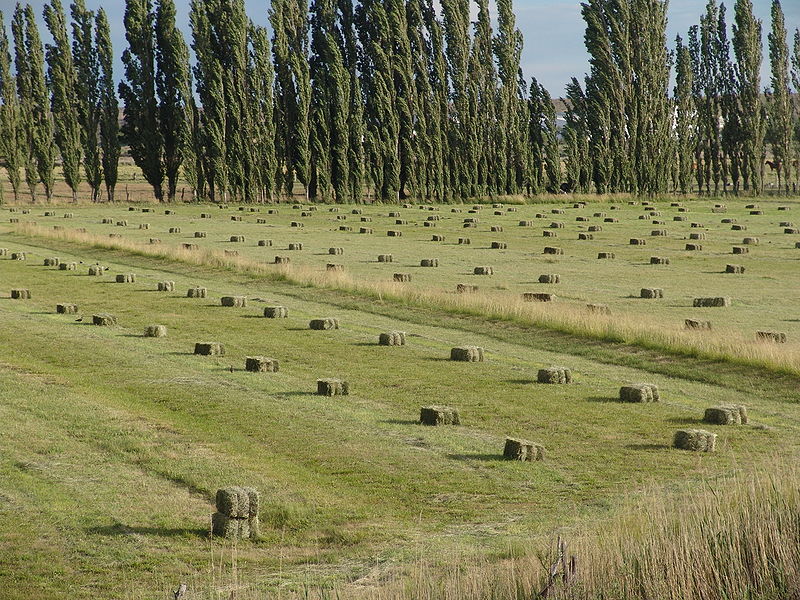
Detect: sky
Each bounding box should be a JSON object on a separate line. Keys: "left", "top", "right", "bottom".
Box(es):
{"left": 2, "top": 0, "right": 799, "bottom": 98}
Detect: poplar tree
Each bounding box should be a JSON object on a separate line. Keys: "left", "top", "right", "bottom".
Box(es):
{"left": 309, "top": 0, "right": 349, "bottom": 201}
{"left": 12, "top": 5, "right": 38, "bottom": 201}
{"left": 494, "top": 0, "right": 526, "bottom": 195}
{"left": 24, "top": 5, "right": 56, "bottom": 201}
{"left": 44, "top": 0, "right": 83, "bottom": 202}
{"left": 338, "top": 0, "right": 364, "bottom": 203}
{"left": 792, "top": 29, "right": 800, "bottom": 187}
{"left": 767, "top": 0, "right": 793, "bottom": 192}
{"left": 248, "top": 24, "right": 276, "bottom": 202}
{"left": 422, "top": 0, "right": 450, "bottom": 202}
{"left": 96, "top": 8, "right": 119, "bottom": 202}
{"left": 155, "top": 0, "right": 190, "bottom": 202}
{"left": 71, "top": 0, "right": 102, "bottom": 201}
{"left": 733, "top": 0, "right": 765, "bottom": 194}
{"left": 441, "top": 0, "right": 472, "bottom": 198}
{"left": 119, "top": 0, "right": 163, "bottom": 200}
{"left": 562, "top": 78, "right": 591, "bottom": 193}
{"left": 389, "top": 0, "right": 417, "bottom": 200}
{"left": 674, "top": 35, "right": 695, "bottom": 194}
{"left": 0, "top": 11, "right": 23, "bottom": 201}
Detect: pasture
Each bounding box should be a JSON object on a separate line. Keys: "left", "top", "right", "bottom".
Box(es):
{"left": 1, "top": 196, "right": 799, "bottom": 598}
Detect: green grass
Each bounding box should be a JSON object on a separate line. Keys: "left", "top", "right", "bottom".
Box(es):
{"left": 1, "top": 218, "right": 800, "bottom": 597}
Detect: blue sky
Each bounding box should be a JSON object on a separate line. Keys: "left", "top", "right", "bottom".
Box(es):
{"left": 3, "top": 0, "right": 799, "bottom": 97}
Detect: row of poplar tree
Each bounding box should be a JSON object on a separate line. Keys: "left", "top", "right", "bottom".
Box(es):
{"left": 563, "top": 0, "right": 800, "bottom": 197}
{"left": 0, "top": 0, "right": 798, "bottom": 203}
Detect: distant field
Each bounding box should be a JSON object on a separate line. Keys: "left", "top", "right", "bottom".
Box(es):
{"left": 1, "top": 197, "right": 799, "bottom": 598}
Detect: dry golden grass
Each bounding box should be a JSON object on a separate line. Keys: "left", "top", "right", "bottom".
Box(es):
{"left": 10, "top": 222, "right": 800, "bottom": 376}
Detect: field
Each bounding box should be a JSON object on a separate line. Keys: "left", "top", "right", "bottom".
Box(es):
{"left": 1, "top": 195, "right": 800, "bottom": 598}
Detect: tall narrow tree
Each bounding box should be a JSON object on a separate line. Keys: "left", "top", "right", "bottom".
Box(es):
{"left": 44, "top": 0, "right": 83, "bottom": 202}
{"left": 0, "top": 11, "right": 23, "bottom": 201}
{"left": 119, "top": 0, "right": 163, "bottom": 201}
{"left": 674, "top": 35, "right": 696, "bottom": 194}
{"left": 96, "top": 8, "right": 119, "bottom": 202}
{"left": 733, "top": 0, "right": 765, "bottom": 194}
{"left": 71, "top": 0, "right": 102, "bottom": 201}
{"left": 767, "top": 0, "right": 793, "bottom": 192}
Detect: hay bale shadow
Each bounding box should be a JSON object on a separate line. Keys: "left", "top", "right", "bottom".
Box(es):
{"left": 87, "top": 523, "right": 207, "bottom": 539}
{"left": 586, "top": 396, "right": 624, "bottom": 403}
{"left": 447, "top": 453, "right": 506, "bottom": 462}
{"left": 623, "top": 443, "right": 671, "bottom": 451}
{"left": 667, "top": 416, "right": 700, "bottom": 425}
{"left": 381, "top": 419, "right": 419, "bottom": 425}
{"left": 505, "top": 379, "right": 536, "bottom": 385}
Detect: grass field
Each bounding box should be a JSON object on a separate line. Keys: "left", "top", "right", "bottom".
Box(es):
{"left": 1, "top": 195, "right": 800, "bottom": 598}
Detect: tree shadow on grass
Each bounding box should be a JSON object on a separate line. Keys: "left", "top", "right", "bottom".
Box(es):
{"left": 447, "top": 453, "right": 506, "bottom": 462}
{"left": 624, "top": 443, "right": 671, "bottom": 451}
{"left": 87, "top": 523, "right": 207, "bottom": 539}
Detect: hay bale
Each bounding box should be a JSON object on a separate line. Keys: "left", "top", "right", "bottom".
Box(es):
{"left": 288, "top": 242, "right": 303, "bottom": 251}
{"left": 0, "top": 248, "right": 7, "bottom": 256}
{"left": 168, "top": 227, "right": 181, "bottom": 233}
{"left": 742, "top": 237, "right": 759, "bottom": 245}
{"left": 221, "top": 296, "right": 247, "bottom": 308}
{"left": 329, "top": 247, "right": 344, "bottom": 255}
{"left": 749, "top": 210, "right": 763, "bottom": 215}
{"left": 619, "top": 383, "right": 660, "bottom": 402}
{"left": 640, "top": 288, "right": 664, "bottom": 299}
{"left": 379, "top": 331, "right": 406, "bottom": 346}
{"left": 194, "top": 342, "right": 225, "bottom": 356}
{"left": 549, "top": 221, "right": 565, "bottom": 229}
{"left": 604, "top": 217, "right": 619, "bottom": 223}
{"left": 473, "top": 266, "right": 494, "bottom": 275}
{"left": 650, "top": 256, "right": 670, "bottom": 264}
{"left": 309, "top": 317, "right": 339, "bottom": 330}
{"left": 388, "top": 211, "right": 401, "bottom": 218}
{"left": 201, "top": 213, "right": 211, "bottom": 218}
{"left": 395, "top": 219, "right": 408, "bottom": 225}
{"left": 690, "top": 222, "right": 704, "bottom": 228}
{"left": 503, "top": 438, "right": 545, "bottom": 461}
{"left": 139, "top": 223, "right": 150, "bottom": 230}
{"left": 693, "top": 297, "right": 731, "bottom": 307}
{"left": 456, "top": 284, "right": 479, "bottom": 293}
{"left": 11, "top": 252, "right": 26, "bottom": 260}
{"left": 673, "top": 429, "right": 716, "bottom": 452}
{"left": 290, "top": 221, "right": 304, "bottom": 228}
{"left": 784, "top": 228, "right": 799, "bottom": 234}
{"left": 538, "top": 274, "right": 560, "bottom": 284}
{"left": 194, "top": 231, "right": 207, "bottom": 238}
{"left": 56, "top": 303, "right": 78, "bottom": 314}
{"left": 231, "top": 216, "right": 243, "bottom": 222}
{"left": 420, "top": 258, "right": 439, "bottom": 267}
{"left": 157, "top": 281, "right": 175, "bottom": 292}
{"left": 597, "top": 252, "right": 615, "bottom": 259}
{"left": 537, "top": 367, "right": 572, "bottom": 384}
{"left": 491, "top": 226, "right": 504, "bottom": 232}
{"left": 150, "top": 238, "right": 162, "bottom": 244}
{"left": 59, "top": 262, "right": 77, "bottom": 271}
{"left": 115, "top": 273, "right": 136, "bottom": 283}
{"left": 377, "top": 254, "right": 393, "bottom": 263}
{"left": 522, "top": 292, "right": 554, "bottom": 303}
{"left": 274, "top": 256, "right": 290, "bottom": 264}
{"left": 703, "top": 405, "right": 746, "bottom": 425}
{"left": 88, "top": 265, "right": 106, "bottom": 276}
{"left": 576, "top": 216, "right": 589, "bottom": 222}
{"left": 518, "top": 220, "right": 533, "bottom": 226}
{"left": 450, "top": 346, "right": 485, "bottom": 362}
{"left": 92, "top": 313, "right": 117, "bottom": 326}
{"left": 263, "top": 306, "right": 288, "bottom": 318}
{"left": 224, "top": 250, "right": 239, "bottom": 257}
{"left": 650, "top": 230, "right": 669, "bottom": 237}
{"left": 578, "top": 233, "right": 594, "bottom": 240}
{"left": 245, "top": 356, "right": 279, "bottom": 372}
{"left": 458, "top": 238, "right": 471, "bottom": 244}
{"left": 144, "top": 325, "right": 168, "bottom": 338}
{"left": 685, "top": 319, "right": 712, "bottom": 330}
{"left": 387, "top": 230, "right": 403, "bottom": 237}
{"left": 588, "top": 225, "right": 603, "bottom": 232}
{"left": 756, "top": 331, "right": 787, "bottom": 343}
{"left": 256, "top": 240, "right": 273, "bottom": 248}
{"left": 359, "top": 227, "right": 374, "bottom": 234}
{"left": 116, "top": 220, "right": 128, "bottom": 226}
{"left": 187, "top": 286, "right": 208, "bottom": 298}
{"left": 630, "top": 238, "right": 647, "bottom": 246}
{"left": 10, "top": 288, "right": 30, "bottom": 299}
{"left": 685, "top": 243, "right": 703, "bottom": 251}
{"left": 543, "top": 246, "right": 563, "bottom": 255}
{"left": 431, "top": 234, "right": 445, "bottom": 242}
{"left": 732, "top": 224, "right": 747, "bottom": 231}
{"left": 725, "top": 264, "right": 745, "bottom": 274}
{"left": 316, "top": 378, "right": 349, "bottom": 396}
{"left": 9, "top": 218, "right": 18, "bottom": 223}
{"left": 689, "top": 233, "right": 706, "bottom": 240}
{"left": 780, "top": 221, "right": 794, "bottom": 227}
{"left": 673, "top": 216, "right": 687, "bottom": 222}
{"left": 43, "top": 257, "right": 60, "bottom": 267}
{"left": 393, "top": 273, "right": 411, "bottom": 282}
{"left": 542, "top": 230, "right": 557, "bottom": 238}
{"left": 732, "top": 246, "right": 749, "bottom": 255}
{"left": 216, "top": 487, "right": 260, "bottom": 519}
